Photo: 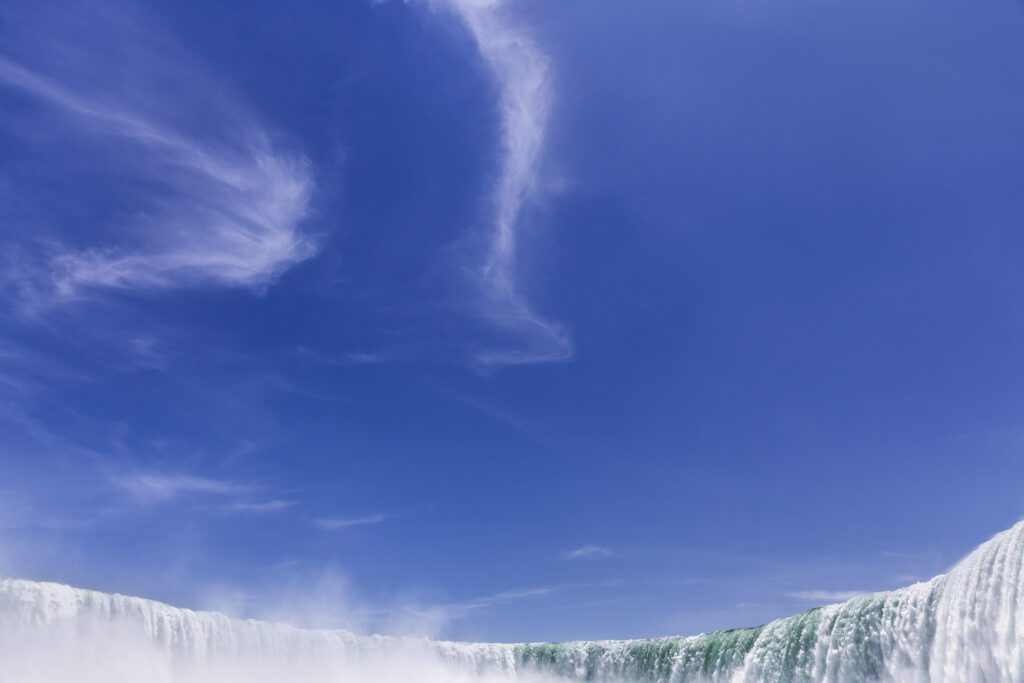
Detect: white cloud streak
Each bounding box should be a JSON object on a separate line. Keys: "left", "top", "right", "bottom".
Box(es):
{"left": 399, "top": 579, "right": 618, "bottom": 628}
{"left": 0, "top": 54, "right": 316, "bottom": 305}
{"left": 314, "top": 514, "right": 389, "bottom": 530}
{"left": 227, "top": 500, "right": 297, "bottom": 514}
{"left": 785, "top": 589, "right": 869, "bottom": 603}
{"left": 562, "top": 544, "right": 615, "bottom": 560}
{"left": 437, "top": 0, "right": 572, "bottom": 366}
{"left": 113, "top": 473, "right": 251, "bottom": 503}
{"left": 446, "top": 586, "right": 557, "bottom": 612}
{"left": 391, "top": 585, "right": 560, "bottom": 631}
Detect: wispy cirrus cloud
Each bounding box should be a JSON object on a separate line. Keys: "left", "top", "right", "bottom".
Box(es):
{"left": 562, "top": 544, "right": 615, "bottom": 560}
{"left": 314, "top": 513, "right": 389, "bottom": 530}
{"left": 785, "top": 589, "right": 869, "bottom": 603}
{"left": 445, "top": 586, "right": 558, "bottom": 612}
{"left": 385, "top": 585, "right": 559, "bottom": 634}
{"left": 397, "top": 579, "right": 619, "bottom": 630}
{"left": 113, "top": 472, "right": 251, "bottom": 504}
{"left": 226, "top": 500, "right": 298, "bottom": 514}
{"left": 435, "top": 0, "right": 572, "bottom": 366}
{"left": 0, "top": 39, "right": 315, "bottom": 309}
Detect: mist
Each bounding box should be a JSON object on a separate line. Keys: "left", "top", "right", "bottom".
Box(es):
{"left": 0, "top": 578, "right": 555, "bottom": 683}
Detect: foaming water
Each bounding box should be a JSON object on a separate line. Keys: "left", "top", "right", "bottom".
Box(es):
{"left": 1, "top": 521, "right": 1023, "bottom": 682}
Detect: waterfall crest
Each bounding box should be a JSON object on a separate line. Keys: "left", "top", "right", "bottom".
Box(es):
{"left": 2, "top": 520, "right": 1022, "bottom": 682}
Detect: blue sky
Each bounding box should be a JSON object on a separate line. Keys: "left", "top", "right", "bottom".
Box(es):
{"left": 1, "top": 0, "right": 1024, "bottom": 643}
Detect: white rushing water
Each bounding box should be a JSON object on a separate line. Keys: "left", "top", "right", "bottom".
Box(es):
{"left": 1, "top": 520, "right": 1023, "bottom": 682}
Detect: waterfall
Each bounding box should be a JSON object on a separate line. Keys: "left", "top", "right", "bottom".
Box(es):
{"left": 2, "top": 520, "right": 1022, "bottom": 682}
